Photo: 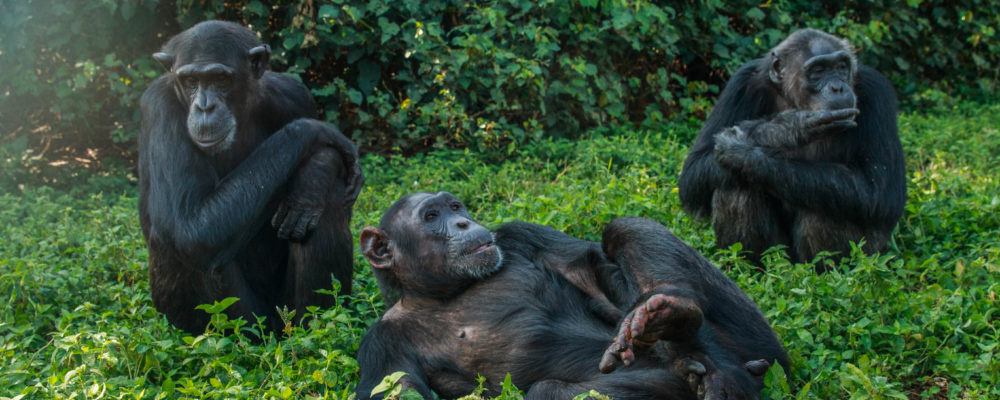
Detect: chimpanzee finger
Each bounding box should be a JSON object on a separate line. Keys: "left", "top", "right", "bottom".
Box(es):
{"left": 808, "top": 119, "right": 857, "bottom": 136}
{"left": 277, "top": 210, "right": 302, "bottom": 239}
{"left": 288, "top": 211, "right": 317, "bottom": 241}
{"left": 305, "top": 212, "right": 321, "bottom": 234}
{"left": 599, "top": 349, "right": 620, "bottom": 374}
{"left": 342, "top": 163, "right": 365, "bottom": 208}
{"left": 676, "top": 358, "right": 707, "bottom": 396}
{"left": 599, "top": 310, "right": 637, "bottom": 373}
{"left": 613, "top": 311, "right": 635, "bottom": 352}
{"left": 802, "top": 108, "right": 857, "bottom": 128}
{"left": 272, "top": 202, "right": 290, "bottom": 230}
{"left": 630, "top": 306, "right": 649, "bottom": 341}
{"left": 831, "top": 107, "right": 860, "bottom": 120}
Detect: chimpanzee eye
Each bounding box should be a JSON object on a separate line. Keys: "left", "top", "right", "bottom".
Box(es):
{"left": 179, "top": 75, "right": 198, "bottom": 89}
{"left": 450, "top": 202, "right": 461, "bottom": 211}
{"left": 424, "top": 210, "right": 438, "bottom": 221}
{"left": 809, "top": 66, "right": 824, "bottom": 80}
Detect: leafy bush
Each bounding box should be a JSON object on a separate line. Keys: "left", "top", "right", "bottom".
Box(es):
{"left": 2, "top": 102, "right": 999, "bottom": 399}
{"left": 0, "top": 1, "right": 173, "bottom": 177}
{"left": 2, "top": 0, "right": 998, "bottom": 176}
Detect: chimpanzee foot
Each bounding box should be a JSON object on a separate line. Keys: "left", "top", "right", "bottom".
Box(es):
{"left": 677, "top": 358, "right": 708, "bottom": 398}
{"left": 680, "top": 357, "right": 772, "bottom": 400}
{"left": 599, "top": 294, "right": 704, "bottom": 373}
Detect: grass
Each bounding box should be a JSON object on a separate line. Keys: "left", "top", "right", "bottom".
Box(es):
{"left": 1, "top": 101, "right": 998, "bottom": 399}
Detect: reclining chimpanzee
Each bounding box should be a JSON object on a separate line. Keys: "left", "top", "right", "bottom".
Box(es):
{"left": 355, "top": 192, "right": 788, "bottom": 400}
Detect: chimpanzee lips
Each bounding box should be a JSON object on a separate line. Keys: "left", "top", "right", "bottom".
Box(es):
{"left": 466, "top": 241, "right": 494, "bottom": 255}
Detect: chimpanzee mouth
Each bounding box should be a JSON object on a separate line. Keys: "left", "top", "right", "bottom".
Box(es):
{"left": 466, "top": 241, "right": 494, "bottom": 255}
{"left": 193, "top": 136, "right": 224, "bottom": 148}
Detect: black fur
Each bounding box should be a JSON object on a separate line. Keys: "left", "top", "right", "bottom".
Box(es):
{"left": 677, "top": 29, "right": 905, "bottom": 267}
{"left": 356, "top": 192, "right": 786, "bottom": 400}
{"left": 138, "top": 21, "right": 363, "bottom": 335}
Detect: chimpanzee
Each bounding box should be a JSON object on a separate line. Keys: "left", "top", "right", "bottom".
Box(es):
{"left": 138, "top": 20, "right": 364, "bottom": 335}
{"left": 677, "top": 29, "right": 906, "bottom": 267}
{"left": 356, "top": 192, "right": 787, "bottom": 400}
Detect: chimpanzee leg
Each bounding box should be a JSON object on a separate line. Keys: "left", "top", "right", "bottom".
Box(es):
{"left": 793, "top": 212, "right": 883, "bottom": 269}
{"left": 712, "top": 187, "right": 791, "bottom": 264}
{"left": 601, "top": 216, "right": 718, "bottom": 294}
{"left": 599, "top": 216, "right": 788, "bottom": 382}
{"left": 214, "top": 262, "right": 283, "bottom": 335}
{"left": 527, "top": 366, "right": 691, "bottom": 400}
{"left": 285, "top": 149, "right": 355, "bottom": 313}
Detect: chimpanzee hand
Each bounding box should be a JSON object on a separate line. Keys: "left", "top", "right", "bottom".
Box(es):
{"left": 762, "top": 108, "right": 859, "bottom": 148}
{"left": 599, "top": 294, "right": 704, "bottom": 373}
{"left": 676, "top": 357, "right": 771, "bottom": 400}
{"left": 286, "top": 118, "right": 365, "bottom": 210}
{"left": 272, "top": 148, "right": 336, "bottom": 241}
{"left": 714, "top": 126, "right": 766, "bottom": 172}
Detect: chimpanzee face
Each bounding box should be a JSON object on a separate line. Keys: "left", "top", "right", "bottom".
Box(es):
{"left": 154, "top": 36, "right": 270, "bottom": 155}
{"left": 797, "top": 48, "right": 856, "bottom": 111}
{"left": 405, "top": 192, "right": 502, "bottom": 279}
{"left": 173, "top": 62, "right": 240, "bottom": 153}
{"left": 769, "top": 32, "right": 858, "bottom": 112}
{"left": 360, "top": 192, "right": 503, "bottom": 299}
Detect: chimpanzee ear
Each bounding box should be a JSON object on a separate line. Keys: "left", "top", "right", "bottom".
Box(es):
{"left": 768, "top": 52, "right": 783, "bottom": 85}
{"left": 360, "top": 227, "right": 393, "bottom": 269}
{"left": 153, "top": 52, "right": 175, "bottom": 71}
{"left": 247, "top": 44, "right": 271, "bottom": 80}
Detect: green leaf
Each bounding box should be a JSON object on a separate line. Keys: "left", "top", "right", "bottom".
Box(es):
{"left": 746, "top": 7, "right": 765, "bottom": 20}
{"left": 318, "top": 4, "right": 339, "bottom": 19}
{"left": 371, "top": 371, "right": 408, "bottom": 396}
{"left": 612, "top": 9, "right": 633, "bottom": 30}
{"left": 348, "top": 88, "right": 364, "bottom": 105}
{"left": 357, "top": 59, "right": 381, "bottom": 95}
{"left": 195, "top": 297, "right": 240, "bottom": 314}
{"left": 379, "top": 17, "right": 400, "bottom": 44}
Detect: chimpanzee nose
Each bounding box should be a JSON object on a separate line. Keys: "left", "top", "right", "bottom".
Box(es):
{"left": 831, "top": 83, "right": 844, "bottom": 94}
{"left": 195, "top": 100, "right": 216, "bottom": 113}
{"left": 456, "top": 219, "right": 469, "bottom": 229}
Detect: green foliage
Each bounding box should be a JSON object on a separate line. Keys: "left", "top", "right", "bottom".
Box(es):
{"left": 2, "top": 0, "right": 998, "bottom": 178}
{"left": 0, "top": 0, "right": 171, "bottom": 180}
{"left": 2, "top": 102, "right": 999, "bottom": 399}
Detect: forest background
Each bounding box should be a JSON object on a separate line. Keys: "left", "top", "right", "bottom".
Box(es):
{"left": 1, "top": 1, "right": 998, "bottom": 399}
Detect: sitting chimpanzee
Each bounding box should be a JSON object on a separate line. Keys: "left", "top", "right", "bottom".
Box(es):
{"left": 138, "top": 21, "right": 364, "bottom": 336}
{"left": 677, "top": 29, "right": 906, "bottom": 267}
{"left": 356, "top": 192, "right": 787, "bottom": 400}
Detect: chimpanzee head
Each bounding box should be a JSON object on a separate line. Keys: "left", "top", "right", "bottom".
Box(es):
{"left": 152, "top": 20, "right": 271, "bottom": 154}
{"left": 766, "top": 29, "right": 858, "bottom": 112}
{"left": 360, "top": 192, "right": 503, "bottom": 301}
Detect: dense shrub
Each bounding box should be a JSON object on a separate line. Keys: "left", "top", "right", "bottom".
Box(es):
{"left": 2, "top": 102, "right": 998, "bottom": 399}
{"left": 1, "top": 0, "right": 998, "bottom": 176}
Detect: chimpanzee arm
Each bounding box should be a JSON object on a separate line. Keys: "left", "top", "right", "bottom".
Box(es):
{"left": 260, "top": 74, "right": 365, "bottom": 238}
{"left": 272, "top": 126, "right": 365, "bottom": 241}
{"left": 356, "top": 324, "right": 434, "bottom": 400}
{"left": 141, "top": 83, "right": 339, "bottom": 269}
{"left": 715, "top": 68, "right": 904, "bottom": 224}
{"left": 495, "top": 222, "right": 625, "bottom": 322}
{"left": 678, "top": 60, "right": 778, "bottom": 219}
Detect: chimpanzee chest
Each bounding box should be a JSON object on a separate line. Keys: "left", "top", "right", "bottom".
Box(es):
{"left": 422, "top": 266, "right": 586, "bottom": 392}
